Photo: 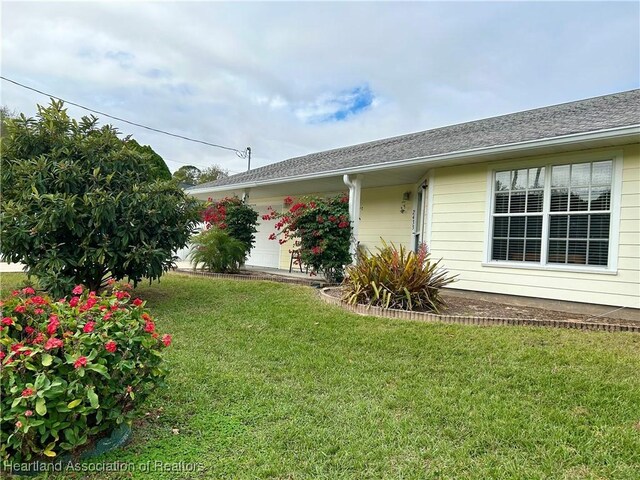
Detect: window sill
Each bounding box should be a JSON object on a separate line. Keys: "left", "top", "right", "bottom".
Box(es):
{"left": 481, "top": 261, "right": 618, "bottom": 276}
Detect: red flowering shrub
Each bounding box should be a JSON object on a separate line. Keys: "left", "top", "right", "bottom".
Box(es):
{"left": 201, "top": 196, "right": 258, "bottom": 259}
{"left": 267, "top": 195, "right": 352, "bottom": 282}
{"left": 0, "top": 284, "right": 171, "bottom": 462}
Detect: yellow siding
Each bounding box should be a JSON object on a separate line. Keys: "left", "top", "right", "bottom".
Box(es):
{"left": 203, "top": 144, "right": 639, "bottom": 308}
{"left": 276, "top": 186, "right": 416, "bottom": 267}
{"left": 358, "top": 184, "right": 415, "bottom": 252}
{"left": 429, "top": 144, "right": 640, "bottom": 308}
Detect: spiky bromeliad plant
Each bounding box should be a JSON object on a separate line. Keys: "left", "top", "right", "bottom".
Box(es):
{"left": 342, "top": 241, "right": 456, "bottom": 313}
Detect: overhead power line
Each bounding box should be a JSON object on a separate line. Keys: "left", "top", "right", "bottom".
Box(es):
{"left": 1, "top": 75, "right": 251, "bottom": 171}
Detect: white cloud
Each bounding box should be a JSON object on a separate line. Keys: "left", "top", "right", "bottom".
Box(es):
{"left": 1, "top": 1, "right": 638, "bottom": 175}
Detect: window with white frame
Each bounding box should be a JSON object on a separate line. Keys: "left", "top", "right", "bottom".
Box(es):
{"left": 491, "top": 159, "right": 613, "bottom": 267}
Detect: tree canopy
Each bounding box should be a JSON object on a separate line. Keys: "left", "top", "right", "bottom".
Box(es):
{"left": 0, "top": 100, "right": 201, "bottom": 296}
{"left": 198, "top": 165, "right": 228, "bottom": 184}
{"left": 1, "top": 105, "right": 16, "bottom": 138}
{"left": 172, "top": 164, "right": 228, "bottom": 186}
{"left": 125, "top": 138, "right": 172, "bottom": 181}
{"left": 172, "top": 165, "right": 201, "bottom": 185}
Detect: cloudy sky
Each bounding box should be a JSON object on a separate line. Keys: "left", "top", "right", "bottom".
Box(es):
{"left": 2, "top": 1, "right": 638, "bottom": 175}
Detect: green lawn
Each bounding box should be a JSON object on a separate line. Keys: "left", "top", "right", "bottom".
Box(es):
{"left": 2, "top": 273, "right": 639, "bottom": 479}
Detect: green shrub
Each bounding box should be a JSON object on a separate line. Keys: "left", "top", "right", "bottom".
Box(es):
{"left": 266, "top": 195, "right": 352, "bottom": 283}
{"left": 0, "top": 100, "right": 200, "bottom": 297}
{"left": 0, "top": 283, "right": 171, "bottom": 462}
{"left": 202, "top": 196, "right": 259, "bottom": 260}
{"left": 188, "top": 228, "right": 246, "bottom": 273}
{"left": 342, "top": 241, "right": 456, "bottom": 312}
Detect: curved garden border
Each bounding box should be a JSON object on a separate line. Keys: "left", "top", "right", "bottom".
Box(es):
{"left": 318, "top": 287, "right": 640, "bottom": 333}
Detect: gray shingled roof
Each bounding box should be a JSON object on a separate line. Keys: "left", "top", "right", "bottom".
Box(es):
{"left": 199, "top": 89, "right": 640, "bottom": 189}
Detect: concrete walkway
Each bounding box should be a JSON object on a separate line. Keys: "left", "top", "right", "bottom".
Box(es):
{"left": 2, "top": 262, "right": 323, "bottom": 281}
{"left": 444, "top": 288, "right": 639, "bottom": 322}
{"left": 175, "top": 261, "right": 325, "bottom": 281}
{"left": 243, "top": 264, "right": 325, "bottom": 281}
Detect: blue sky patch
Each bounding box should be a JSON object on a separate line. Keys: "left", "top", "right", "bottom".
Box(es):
{"left": 297, "top": 84, "right": 375, "bottom": 123}
{"left": 330, "top": 85, "right": 374, "bottom": 121}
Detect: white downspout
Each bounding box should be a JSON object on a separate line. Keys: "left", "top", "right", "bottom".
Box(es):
{"left": 343, "top": 174, "right": 362, "bottom": 257}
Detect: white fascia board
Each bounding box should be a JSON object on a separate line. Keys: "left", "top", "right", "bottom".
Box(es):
{"left": 187, "top": 125, "right": 640, "bottom": 196}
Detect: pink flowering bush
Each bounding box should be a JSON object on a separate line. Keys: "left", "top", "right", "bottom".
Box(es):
{"left": 201, "top": 196, "right": 258, "bottom": 258}
{"left": 266, "top": 195, "right": 352, "bottom": 282}
{"left": 0, "top": 283, "right": 171, "bottom": 462}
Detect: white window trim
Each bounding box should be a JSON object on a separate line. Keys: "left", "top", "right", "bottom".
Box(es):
{"left": 482, "top": 149, "right": 623, "bottom": 275}
{"left": 426, "top": 170, "right": 435, "bottom": 247}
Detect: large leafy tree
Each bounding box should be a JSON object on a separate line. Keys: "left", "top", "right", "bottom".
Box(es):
{"left": 0, "top": 100, "right": 201, "bottom": 296}
{"left": 172, "top": 165, "right": 201, "bottom": 185}
{"left": 1, "top": 105, "right": 16, "bottom": 138}
{"left": 171, "top": 164, "right": 228, "bottom": 186}
{"left": 126, "top": 138, "right": 172, "bottom": 181}
{"left": 197, "top": 165, "right": 228, "bottom": 184}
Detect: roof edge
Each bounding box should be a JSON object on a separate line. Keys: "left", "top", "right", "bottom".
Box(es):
{"left": 188, "top": 124, "right": 640, "bottom": 195}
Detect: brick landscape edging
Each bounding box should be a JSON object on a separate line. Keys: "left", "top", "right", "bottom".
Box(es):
{"left": 174, "top": 268, "right": 328, "bottom": 287}
{"left": 318, "top": 287, "right": 639, "bottom": 333}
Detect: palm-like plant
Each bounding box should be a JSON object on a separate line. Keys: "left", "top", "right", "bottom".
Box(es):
{"left": 189, "top": 228, "right": 246, "bottom": 273}
{"left": 342, "top": 241, "right": 456, "bottom": 313}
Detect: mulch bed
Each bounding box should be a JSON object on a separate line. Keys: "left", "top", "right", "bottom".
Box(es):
{"left": 323, "top": 287, "right": 639, "bottom": 328}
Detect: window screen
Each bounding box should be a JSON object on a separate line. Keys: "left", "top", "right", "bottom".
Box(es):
{"left": 491, "top": 160, "right": 612, "bottom": 267}
{"left": 491, "top": 167, "right": 544, "bottom": 262}
{"left": 547, "top": 161, "right": 612, "bottom": 266}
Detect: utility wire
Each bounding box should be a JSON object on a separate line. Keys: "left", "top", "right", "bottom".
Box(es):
{"left": 1, "top": 76, "right": 249, "bottom": 160}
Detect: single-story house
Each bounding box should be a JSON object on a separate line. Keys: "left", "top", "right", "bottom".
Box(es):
{"left": 188, "top": 90, "right": 640, "bottom": 309}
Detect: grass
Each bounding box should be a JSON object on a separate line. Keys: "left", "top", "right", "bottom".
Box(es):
{"left": 2, "top": 273, "right": 639, "bottom": 479}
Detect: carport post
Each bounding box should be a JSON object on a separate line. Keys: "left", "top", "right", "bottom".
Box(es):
{"left": 343, "top": 174, "right": 362, "bottom": 257}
